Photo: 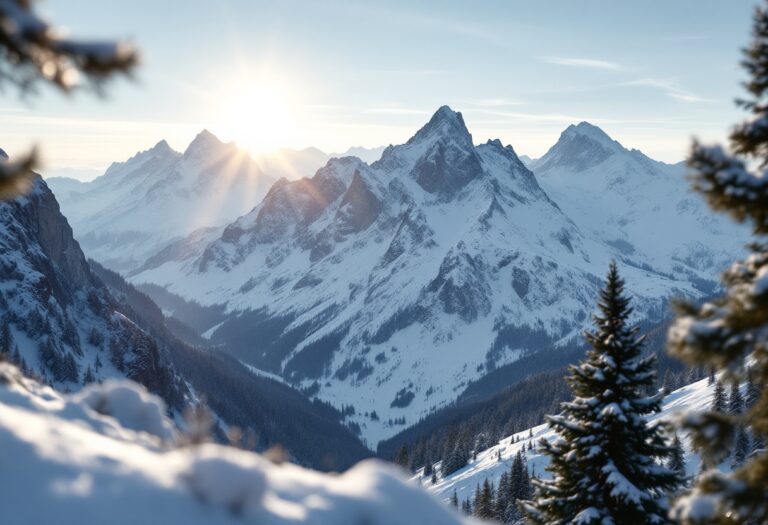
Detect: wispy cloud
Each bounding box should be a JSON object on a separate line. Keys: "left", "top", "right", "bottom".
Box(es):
{"left": 364, "top": 107, "right": 431, "bottom": 116}
{"left": 658, "top": 34, "right": 711, "bottom": 42}
{"left": 543, "top": 57, "right": 623, "bottom": 71}
{"left": 470, "top": 108, "right": 685, "bottom": 126}
{"left": 358, "top": 69, "right": 447, "bottom": 77}
{"left": 465, "top": 98, "right": 525, "bottom": 108}
{"left": 624, "top": 78, "right": 712, "bottom": 103}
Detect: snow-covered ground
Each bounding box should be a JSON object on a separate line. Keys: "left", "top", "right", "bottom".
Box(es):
{"left": 426, "top": 377, "right": 716, "bottom": 504}
{"left": 0, "top": 362, "right": 472, "bottom": 525}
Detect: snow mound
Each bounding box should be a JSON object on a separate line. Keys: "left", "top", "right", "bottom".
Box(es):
{"left": 0, "top": 363, "right": 470, "bottom": 524}
{"left": 182, "top": 444, "right": 268, "bottom": 515}
{"left": 74, "top": 380, "right": 176, "bottom": 441}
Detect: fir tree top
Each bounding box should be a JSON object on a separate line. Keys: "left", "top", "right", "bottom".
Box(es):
{"left": 522, "top": 262, "right": 679, "bottom": 525}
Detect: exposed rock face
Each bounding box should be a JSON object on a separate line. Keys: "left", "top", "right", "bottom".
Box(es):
{"left": 0, "top": 176, "right": 185, "bottom": 407}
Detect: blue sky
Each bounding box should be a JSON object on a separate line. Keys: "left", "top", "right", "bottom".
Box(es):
{"left": 0, "top": 0, "right": 757, "bottom": 176}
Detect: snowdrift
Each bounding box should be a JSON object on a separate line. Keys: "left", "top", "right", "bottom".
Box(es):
{"left": 0, "top": 363, "right": 471, "bottom": 525}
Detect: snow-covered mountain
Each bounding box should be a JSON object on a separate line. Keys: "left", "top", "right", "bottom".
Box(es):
{"left": 332, "top": 145, "right": 388, "bottom": 164}
{"left": 47, "top": 131, "right": 277, "bottom": 273}
{"left": 254, "top": 147, "right": 331, "bottom": 181}
{"left": 531, "top": 122, "right": 747, "bottom": 285}
{"left": 131, "top": 106, "right": 713, "bottom": 445}
{"left": 0, "top": 362, "right": 467, "bottom": 525}
{"left": 0, "top": 172, "right": 371, "bottom": 469}
{"left": 426, "top": 377, "right": 716, "bottom": 505}
{"left": 0, "top": 174, "right": 186, "bottom": 405}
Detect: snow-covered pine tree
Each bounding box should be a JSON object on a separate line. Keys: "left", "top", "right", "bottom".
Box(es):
{"left": 712, "top": 381, "right": 727, "bottom": 413}
{"left": 521, "top": 262, "right": 680, "bottom": 525}
{"left": 494, "top": 471, "right": 510, "bottom": 522}
{"left": 667, "top": 3, "right": 768, "bottom": 523}
{"left": 450, "top": 490, "right": 458, "bottom": 508}
{"left": 727, "top": 383, "right": 744, "bottom": 416}
{"left": 474, "top": 478, "right": 494, "bottom": 519}
{"left": 731, "top": 426, "right": 750, "bottom": 469}
{"left": 668, "top": 434, "right": 687, "bottom": 483}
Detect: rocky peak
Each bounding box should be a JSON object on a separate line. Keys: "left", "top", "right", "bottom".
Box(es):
{"left": 183, "top": 129, "right": 229, "bottom": 159}
{"left": 535, "top": 122, "right": 624, "bottom": 173}
{"left": 406, "top": 105, "right": 473, "bottom": 149}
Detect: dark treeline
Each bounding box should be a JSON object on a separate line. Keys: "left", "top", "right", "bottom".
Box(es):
{"left": 91, "top": 260, "right": 371, "bottom": 471}
{"left": 379, "top": 314, "right": 703, "bottom": 475}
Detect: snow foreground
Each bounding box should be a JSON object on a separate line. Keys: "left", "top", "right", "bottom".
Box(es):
{"left": 426, "top": 377, "right": 715, "bottom": 504}
{"left": 0, "top": 364, "right": 471, "bottom": 525}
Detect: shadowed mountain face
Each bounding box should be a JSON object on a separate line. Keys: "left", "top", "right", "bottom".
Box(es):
{"left": 129, "top": 106, "right": 737, "bottom": 445}
{"left": 0, "top": 176, "right": 187, "bottom": 405}
{"left": 0, "top": 175, "right": 370, "bottom": 469}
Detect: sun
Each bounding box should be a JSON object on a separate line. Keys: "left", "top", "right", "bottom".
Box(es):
{"left": 214, "top": 73, "right": 299, "bottom": 156}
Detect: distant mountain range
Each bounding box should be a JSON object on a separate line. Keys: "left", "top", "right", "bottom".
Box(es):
{"left": 47, "top": 139, "right": 387, "bottom": 273}
{"left": 84, "top": 105, "right": 745, "bottom": 446}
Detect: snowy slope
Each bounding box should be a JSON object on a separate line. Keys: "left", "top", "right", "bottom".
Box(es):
{"left": 0, "top": 362, "right": 471, "bottom": 525}
{"left": 131, "top": 106, "right": 704, "bottom": 446}
{"left": 47, "top": 132, "right": 277, "bottom": 273}
{"left": 427, "top": 377, "right": 716, "bottom": 504}
{"left": 531, "top": 122, "right": 748, "bottom": 285}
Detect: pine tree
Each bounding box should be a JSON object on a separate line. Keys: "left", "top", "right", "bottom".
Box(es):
{"left": 494, "top": 471, "right": 510, "bottom": 522}
{"left": 0, "top": 318, "right": 12, "bottom": 356}
{"left": 666, "top": 5, "right": 768, "bottom": 523}
{"left": 82, "top": 365, "right": 95, "bottom": 385}
{"left": 461, "top": 497, "right": 472, "bottom": 515}
{"left": 728, "top": 383, "right": 744, "bottom": 416}
{"left": 423, "top": 455, "right": 433, "bottom": 477}
{"left": 394, "top": 444, "right": 409, "bottom": 469}
{"left": 668, "top": 434, "right": 687, "bottom": 483}
{"left": 731, "top": 426, "right": 750, "bottom": 469}
{"left": 522, "top": 262, "right": 680, "bottom": 525}
{"left": 712, "top": 381, "right": 727, "bottom": 413}
{"left": 474, "top": 478, "right": 494, "bottom": 519}
{"left": 450, "top": 490, "right": 458, "bottom": 508}
{"left": 430, "top": 471, "right": 437, "bottom": 485}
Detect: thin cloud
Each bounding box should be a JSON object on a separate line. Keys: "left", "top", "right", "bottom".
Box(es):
{"left": 465, "top": 98, "right": 525, "bottom": 108}
{"left": 543, "top": 57, "right": 623, "bottom": 71}
{"left": 624, "top": 78, "right": 712, "bottom": 103}
{"left": 365, "top": 107, "right": 431, "bottom": 116}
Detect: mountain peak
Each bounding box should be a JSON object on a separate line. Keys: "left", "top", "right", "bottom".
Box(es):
{"left": 562, "top": 121, "right": 617, "bottom": 147}
{"left": 534, "top": 122, "right": 624, "bottom": 173}
{"left": 406, "top": 105, "right": 472, "bottom": 147}
{"left": 184, "top": 129, "right": 226, "bottom": 157}
{"left": 147, "top": 139, "right": 176, "bottom": 156}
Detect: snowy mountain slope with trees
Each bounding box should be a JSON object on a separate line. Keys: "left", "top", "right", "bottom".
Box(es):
{"left": 426, "top": 376, "right": 716, "bottom": 511}
{"left": 0, "top": 172, "right": 369, "bottom": 469}
{"left": 46, "top": 132, "right": 277, "bottom": 273}
{"left": 0, "top": 173, "right": 187, "bottom": 406}
{"left": 0, "top": 362, "right": 469, "bottom": 525}
{"left": 130, "top": 106, "right": 715, "bottom": 446}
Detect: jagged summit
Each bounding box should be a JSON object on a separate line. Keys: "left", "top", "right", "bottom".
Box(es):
{"left": 184, "top": 129, "right": 228, "bottom": 157}
{"left": 406, "top": 105, "right": 473, "bottom": 147}
{"left": 150, "top": 138, "right": 175, "bottom": 154}
{"left": 534, "top": 122, "right": 624, "bottom": 173}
